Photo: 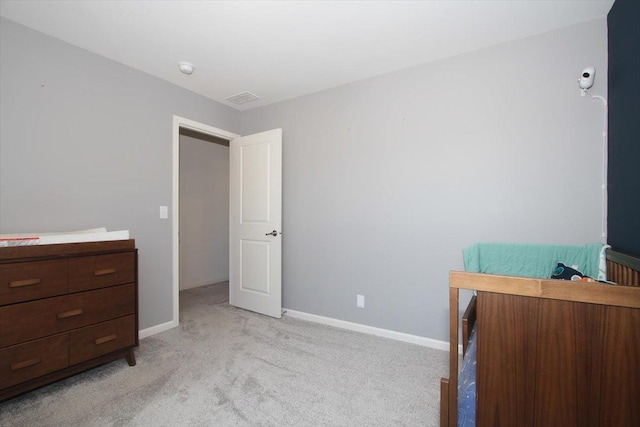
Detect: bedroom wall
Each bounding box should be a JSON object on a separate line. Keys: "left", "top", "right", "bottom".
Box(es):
{"left": 179, "top": 133, "right": 230, "bottom": 290}
{"left": 0, "top": 18, "right": 240, "bottom": 330}
{"left": 240, "top": 19, "right": 608, "bottom": 342}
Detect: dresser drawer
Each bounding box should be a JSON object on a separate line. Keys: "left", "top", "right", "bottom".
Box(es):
{"left": 70, "top": 315, "right": 135, "bottom": 365}
{"left": 0, "top": 284, "right": 135, "bottom": 347}
{"left": 68, "top": 253, "right": 135, "bottom": 293}
{"left": 0, "top": 333, "right": 69, "bottom": 389}
{"left": 0, "top": 260, "right": 68, "bottom": 306}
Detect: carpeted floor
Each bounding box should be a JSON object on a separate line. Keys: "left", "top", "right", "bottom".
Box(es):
{"left": 0, "top": 281, "right": 447, "bottom": 426}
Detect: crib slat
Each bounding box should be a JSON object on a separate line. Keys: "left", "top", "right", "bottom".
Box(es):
{"left": 607, "top": 249, "right": 640, "bottom": 286}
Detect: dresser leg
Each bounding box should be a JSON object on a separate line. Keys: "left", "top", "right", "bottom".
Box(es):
{"left": 125, "top": 349, "right": 136, "bottom": 366}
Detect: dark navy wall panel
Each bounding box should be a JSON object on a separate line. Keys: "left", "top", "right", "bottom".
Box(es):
{"left": 607, "top": 0, "right": 640, "bottom": 256}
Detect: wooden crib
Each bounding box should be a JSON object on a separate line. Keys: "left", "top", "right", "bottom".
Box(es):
{"left": 440, "top": 249, "right": 640, "bottom": 427}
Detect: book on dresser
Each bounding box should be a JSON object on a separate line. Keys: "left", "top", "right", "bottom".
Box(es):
{"left": 0, "top": 239, "right": 138, "bottom": 401}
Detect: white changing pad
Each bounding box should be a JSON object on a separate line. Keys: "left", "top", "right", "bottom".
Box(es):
{"left": 0, "top": 228, "right": 130, "bottom": 247}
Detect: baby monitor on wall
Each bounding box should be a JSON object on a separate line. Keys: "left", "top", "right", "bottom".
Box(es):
{"left": 579, "top": 66, "right": 595, "bottom": 90}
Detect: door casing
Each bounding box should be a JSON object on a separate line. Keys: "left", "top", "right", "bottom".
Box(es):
{"left": 169, "top": 116, "right": 239, "bottom": 333}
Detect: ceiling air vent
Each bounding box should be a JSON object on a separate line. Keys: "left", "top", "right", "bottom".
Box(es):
{"left": 225, "top": 91, "right": 260, "bottom": 105}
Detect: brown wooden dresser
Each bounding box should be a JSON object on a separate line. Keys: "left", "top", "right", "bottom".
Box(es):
{"left": 0, "top": 239, "right": 138, "bottom": 401}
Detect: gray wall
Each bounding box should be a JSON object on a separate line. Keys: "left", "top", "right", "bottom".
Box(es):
{"left": 0, "top": 16, "right": 609, "bottom": 343}
{"left": 241, "top": 19, "right": 608, "bottom": 341}
{"left": 179, "top": 134, "right": 229, "bottom": 289}
{"left": 0, "top": 18, "right": 240, "bottom": 330}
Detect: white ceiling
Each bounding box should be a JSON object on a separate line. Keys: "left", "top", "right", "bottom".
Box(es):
{"left": 0, "top": 0, "right": 614, "bottom": 111}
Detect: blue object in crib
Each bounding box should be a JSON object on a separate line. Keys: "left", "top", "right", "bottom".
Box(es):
{"left": 457, "top": 327, "right": 477, "bottom": 427}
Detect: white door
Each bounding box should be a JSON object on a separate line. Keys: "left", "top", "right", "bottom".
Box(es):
{"left": 229, "top": 129, "right": 282, "bottom": 318}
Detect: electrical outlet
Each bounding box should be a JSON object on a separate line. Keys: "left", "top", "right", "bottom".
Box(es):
{"left": 357, "top": 294, "right": 365, "bottom": 308}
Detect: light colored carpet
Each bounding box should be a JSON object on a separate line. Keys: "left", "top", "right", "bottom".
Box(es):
{"left": 0, "top": 282, "right": 447, "bottom": 426}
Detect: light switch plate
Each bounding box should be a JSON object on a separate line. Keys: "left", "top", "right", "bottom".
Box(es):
{"left": 159, "top": 206, "right": 168, "bottom": 219}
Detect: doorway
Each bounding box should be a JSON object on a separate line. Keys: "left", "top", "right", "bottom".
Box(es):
{"left": 169, "top": 116, "right": 239, "bottom": 328}
{"left": 179, "top": 128, "right": 229, "bottom": 293}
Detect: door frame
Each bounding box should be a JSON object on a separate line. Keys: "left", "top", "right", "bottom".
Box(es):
{"left": 171, "top": 116, "right": 240, "bottom": 329}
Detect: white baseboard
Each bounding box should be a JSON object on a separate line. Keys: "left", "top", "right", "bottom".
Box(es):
{"left": 139, "top": 319, "right": 178, "bottom": 339}
{"left": 284, "top": 309, "right": 456, "bottom": 352}
{"left": 140, "top": 309, "right": 462, "bottom": 354}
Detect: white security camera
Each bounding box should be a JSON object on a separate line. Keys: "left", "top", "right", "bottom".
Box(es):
{"left": 579, "top": 66, "right": 595, "bottom": 90}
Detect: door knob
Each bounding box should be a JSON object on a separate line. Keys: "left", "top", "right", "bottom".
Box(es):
{"left": 265, "top": 230, "right": 280, "bottom": 237}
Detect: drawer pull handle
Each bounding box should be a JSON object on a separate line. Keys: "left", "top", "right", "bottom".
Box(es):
{"left": 57, "top": 308, "right": 83, "bottom": 319}
{"left": 11, "top": 358, "right": 42, "bottom": 371}
{"left": 9, "top": 278, "right": 41, "bottom": 288}
{"left": 94, "top": 334, "right": 118, "bottom": 345}
{"left": 94, "top": 268, "right": 116, "bottom": 276}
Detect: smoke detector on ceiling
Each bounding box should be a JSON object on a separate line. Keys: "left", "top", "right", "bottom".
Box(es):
{"left": 226, "top": 91, "right": 260, "bottom": 105}
{"left": 178, "top": 61, "right": 194, "bottom": 75}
